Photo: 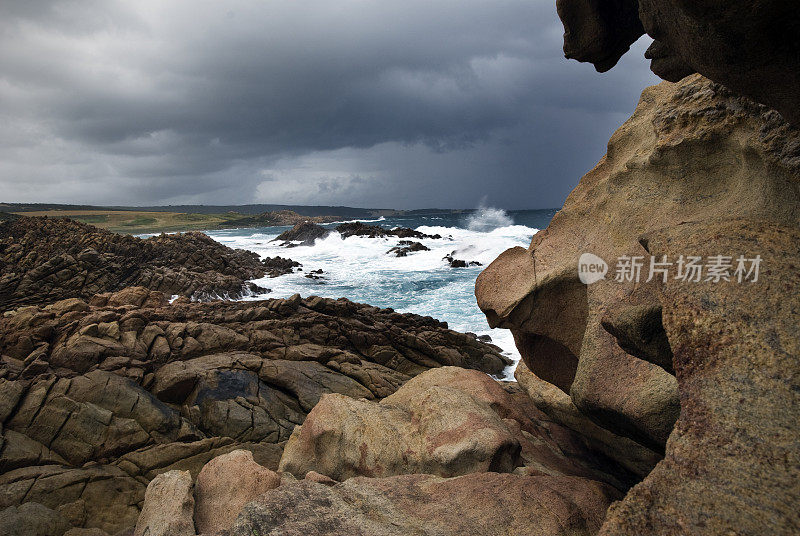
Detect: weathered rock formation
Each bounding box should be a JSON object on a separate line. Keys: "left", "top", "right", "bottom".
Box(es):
{"left": 273, "top": 221, "right": 331, "bottom": 247}
{"left": 0, "top": 502, "right": 71, "bottom": 536}
{"left": 0, "top": 216, "right": 272, "bottom": 309}
{"left": 477, "top": 74, "right": 799, "bottom": 534}
{"left": 556, "top": 0, "right": 800, "bottom": 125}
{"left": 193, "top": 450, "right": 281, "bottom": 534}
{"left": 0, "top": 289, "right": 509, "bottom": 534}
{"left": 279, "top": 366, "right": 643, "bottom": 490}
{"left": 600, "top": 219, "right": 800, "bottom": 536}
{"left": 231, "top": 472, "right": 618, "bottom": 536}
{"left": 131, "top": 366, "right": 628, "bottom": 536}
{"left": 134, "top": 470, "right": 195, "bottom": 536}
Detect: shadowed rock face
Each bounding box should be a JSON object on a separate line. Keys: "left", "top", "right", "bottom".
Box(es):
{"left": 557, "top": 0, "right": 800, "bottom": 125}
{"left": 0, "top": 289, "right": 510, "bottom": 534}
{"left": 273, "top": 221, "right": 331, "bottom": 247}
{"left": 556, "top": 0, "right": 644, "bottom": 72}
{"left": 477, "top": 74, "right": 800, "bottom": 534}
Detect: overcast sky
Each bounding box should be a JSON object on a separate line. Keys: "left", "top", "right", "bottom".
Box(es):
{"left": 0, "top": 0, "right": 657, "bottom": 210}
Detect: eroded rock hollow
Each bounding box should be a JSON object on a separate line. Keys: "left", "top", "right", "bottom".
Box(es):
{"left": 556, "top": 0, "right": 800, "bottom": 126}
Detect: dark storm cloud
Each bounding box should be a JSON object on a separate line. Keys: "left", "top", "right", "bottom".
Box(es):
{"left": 0, "top": 0, "right": 658, "bottom": 208}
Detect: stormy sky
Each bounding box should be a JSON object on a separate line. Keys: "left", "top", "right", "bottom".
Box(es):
{"left": 0, "top": 1, "right": 658, "bottom": 210}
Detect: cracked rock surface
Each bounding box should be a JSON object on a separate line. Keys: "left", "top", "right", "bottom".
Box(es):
{"left": 0, "top": 289, "right": 510, "bottom": 533}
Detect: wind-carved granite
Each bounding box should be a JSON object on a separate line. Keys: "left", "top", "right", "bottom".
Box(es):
{"left": 556, "top": 0, "right": 800, "bottom": 125}
{"left": 477, "top": 74, "right": 800, "bottom": 535}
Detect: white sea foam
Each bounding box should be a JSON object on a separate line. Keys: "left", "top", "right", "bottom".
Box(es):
{"left": 466, "top": 206, "right": 514, "bottom": 232}
{"left": 329, "top": 215, "right": 387, "bottom": 224}
{"left": 206, "top": 212, "right": 538, "bottom": 379}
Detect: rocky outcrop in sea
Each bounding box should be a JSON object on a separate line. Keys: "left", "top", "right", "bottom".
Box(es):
{"left": 336, "top": 221, "right": 442, "bottom": 240}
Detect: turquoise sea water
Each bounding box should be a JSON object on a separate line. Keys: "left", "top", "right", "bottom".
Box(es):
{"left": 205, "top": 208, "right": 556, "bottom": 378}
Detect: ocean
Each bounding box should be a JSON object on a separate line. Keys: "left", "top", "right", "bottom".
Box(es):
{"left": 205, "top": 208, "right": 556, "bottom": 379}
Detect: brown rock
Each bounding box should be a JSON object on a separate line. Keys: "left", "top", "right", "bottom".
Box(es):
{"left": 134, "top": 470, "right": 195, "bottom": 536}
{"left": 64, "top": 530, "right": 110, "bottom": 536}
{"left": 599, "top": 220, "right": 800, "bottom": 536}
{"left": 44, "top": 298, "right": 90, "bottom": 315}
{"left": 279, "top": 366, "right": 640, "bottom": 489}
{"left": 0, "top": 294, "right": 509, "bottom": 533}
{"left": 304, "top": 471, "right": 336, "bottom": 485}
{"left": 278, "top": 387, "right": 522, "bottom": 480}
{"left": 0, "top": 216, "right": 270, "bottom": 310}
{"left": 477, "top": 74, "right": 798, "bottom": 451}
{"left": 193, "top": 450, "right": 281, "bottom": 534}
{"left": 106, "top": 287, "right": 168, "bottom": 308}
{"left": 230, "top": 472, "right": 619, "bottom": 536}
{"left": 515, "top": 362, "right": 662, "bottom": 480}
{"left": 0, "top": 502, "right": 71, "bottom": 536}
{"left": 113, "top": 438, "right": 284, "bottom": 480}
{"left": 477, "top": 75, "right": 800, "bottom": 533}
{"left": 0, "top": 465, "right": 145, "bottom": 534}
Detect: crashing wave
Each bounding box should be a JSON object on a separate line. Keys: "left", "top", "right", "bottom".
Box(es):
{"left": 466, "top": 206, "right": 513, "bottom": 232}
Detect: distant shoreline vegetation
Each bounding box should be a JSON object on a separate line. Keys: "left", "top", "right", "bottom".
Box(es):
{"left": 0, "top": 203, "right": 552, "bottom": 235}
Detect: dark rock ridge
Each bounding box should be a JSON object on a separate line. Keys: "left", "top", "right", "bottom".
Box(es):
{"left": 0, "top": 216, "right": 274, "bottom": 310}
{"left": 477, "top": 75, "right": 800, "bottom": 534}
{"left": 261, "top": 256, "right": 301, "bottom": 277}
{"left": 444, "top": 252, "right": 482, "bottom": 268}
{"left": 0, "top": 288, "right": 511, "bottom": 533}
{"left": 556, "top": 0, "right": 800, "bottom": 125}
{"left": 0, "top": 212, "right": 20, "bottom": 222}
{"left": 304, "top": 269, "right": 325, "bottom": 281}
{"left": 386, "top": 241, "right": 430, "bottom": 257}
{"left": 273, "top": 222, "right": 331, "bottom": 247}
{"left": 222, "top": 210, "right": 341, "bottom": 228}
{"left": 336, "top": 222, "right": 441, "bottom": 240}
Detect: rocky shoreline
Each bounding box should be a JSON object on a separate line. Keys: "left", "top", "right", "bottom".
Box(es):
{"left": 0, "top": 288, "right": 515, "bottom": 534}
{"left": 0, "top": 217, "right": 272, "bottom": 309}
{"left": 0, "top": 212, "right": 649, "bottom": 536}
{"left": 2, "top": 2, "right": 799, "bottom": 534}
